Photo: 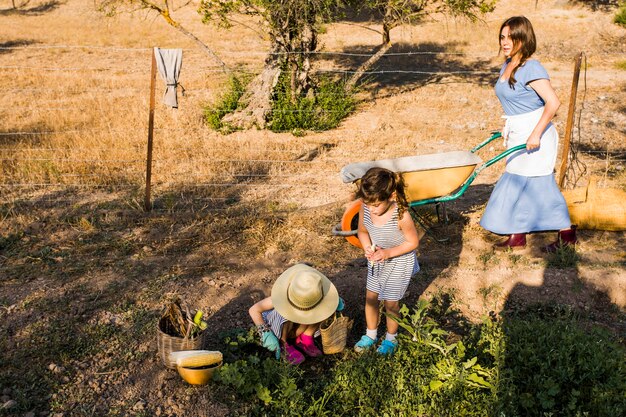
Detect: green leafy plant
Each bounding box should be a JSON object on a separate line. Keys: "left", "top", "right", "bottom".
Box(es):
{"left": 268, "top": 72, "right": 356, "bottom": 133}
{"left": 204, "top": 75, "right": 246, "bottom": 131}
{"left": 545, "top": 245, "right": 579, "bottom": 268}
{"left": 615, "top": 2, "right": 626, "bottom": 27}
{"left": 498, "top": 306, "right": 626, "bottom": 416}
{"left": 478, "top": 249, "right": 499, "bottom": 269}
{"left": 211, "top": 300, "right": 625, "bottom": 417}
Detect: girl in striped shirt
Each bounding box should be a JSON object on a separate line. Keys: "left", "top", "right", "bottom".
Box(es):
{"left": 354, "top": 167, "right": 420, "bottom": 355}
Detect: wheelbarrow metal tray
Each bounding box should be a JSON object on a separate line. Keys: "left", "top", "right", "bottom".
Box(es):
{"left": 340, "top": 150, "right": 482, "bottom": 201}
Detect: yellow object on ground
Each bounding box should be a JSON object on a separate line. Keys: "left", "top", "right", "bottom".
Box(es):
{"left": 177, "top": 362, "right": 222, "bottom": 385}
{"left": 170, "top": 350, "right": 223, "bottom": 368}
{"left": 562, "top": 177, "right": 626, "bottom": 231}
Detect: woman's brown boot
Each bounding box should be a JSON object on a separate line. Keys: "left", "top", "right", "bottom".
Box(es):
{"left": 542, "top": 226, "right": 577, "bottom": 253}
{"left": 494, "top": 233, "right": 526, "bottom": 250}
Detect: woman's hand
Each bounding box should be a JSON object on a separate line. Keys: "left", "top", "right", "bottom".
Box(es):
{"left": 526, "top": 133, "right": 541, "bottom": 150}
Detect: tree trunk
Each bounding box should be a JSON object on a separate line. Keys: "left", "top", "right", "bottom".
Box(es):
{"left": 290, "top": 60, "right": 298, "bottom": 103}
{"left": 296, "top": 22, "right": 315, "bottom": 97}
{"left": 344, "top": 18, "right": 393, "bottom": 92}
{"left": 344, "top": 41, "right": 392, "bottom": 92}
{"left": 222, "top": 49, "right": 282, "bottom": 129}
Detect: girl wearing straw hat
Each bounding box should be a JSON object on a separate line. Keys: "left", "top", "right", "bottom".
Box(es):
{"left": 249, "top": 263, "right": 343, "bottom": 365}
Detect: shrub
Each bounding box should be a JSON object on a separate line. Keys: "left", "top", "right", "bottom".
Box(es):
{"left": 498, "top": 306, "right": 626, "bottom": 417}
{"left": 204, "top": 75, "right": 245, "bottom": 131}
{"left": 268, "top": 72, "right": 356, "bottom": 133}
{"left": 615, "top": 2, "right": 626, "bottom": 27}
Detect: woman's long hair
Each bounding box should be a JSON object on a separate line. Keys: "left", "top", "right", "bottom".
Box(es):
{"left": 500, "top": 16, "right": 537, "bottom": 88}
{"left": 356, "top": 167, "right": 410, "bottom": 220}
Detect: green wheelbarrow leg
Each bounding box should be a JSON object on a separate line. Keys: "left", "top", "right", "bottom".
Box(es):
{"left": 409, "top": 206, "right": 450, "bottom": 244}
{"left": 435, "top": 202, "right": 449, "bottom": 224}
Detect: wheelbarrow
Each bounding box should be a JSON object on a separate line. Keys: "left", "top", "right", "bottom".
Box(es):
{"left": 332, "top": 132, "right": 527, "bottom": 246}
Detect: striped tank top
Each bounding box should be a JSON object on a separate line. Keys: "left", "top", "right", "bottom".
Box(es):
{"left": 363, "top": 204, "right": 419, "bottom": 301}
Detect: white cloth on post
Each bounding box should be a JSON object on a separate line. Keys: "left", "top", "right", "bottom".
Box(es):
{"left": 154, "top": 47, "right": 183, "bottom": 108}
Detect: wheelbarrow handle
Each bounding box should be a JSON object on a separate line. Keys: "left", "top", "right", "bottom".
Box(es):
{"left": 471, "top": 131, "right": 503, "bottom": 153}
{"left": 331, "top": 223, "right": 358, "bottom": 237}
{"left": 409, "top": 144, "right": 528, "bottom": 208}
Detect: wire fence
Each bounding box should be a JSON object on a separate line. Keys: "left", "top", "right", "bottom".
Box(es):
{"left": 1, "top": 43, "right": 624, "bottom": 212}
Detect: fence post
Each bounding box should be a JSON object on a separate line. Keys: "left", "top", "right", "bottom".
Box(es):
{"left": 557, "top": 52, "right": 583, "bottom": 189}
{"left": 145, "top": 49, "right": 157, "bottom": 211}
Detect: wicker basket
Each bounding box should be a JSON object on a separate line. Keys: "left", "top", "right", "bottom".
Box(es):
{"left": 562, "top": 177, "right": 626, "bottom": 231}
{"left": 320, "top": 313, "right": 353, "bottom": 355}
{"left": 157, "top": 316, "right": 204, "bottom": 369}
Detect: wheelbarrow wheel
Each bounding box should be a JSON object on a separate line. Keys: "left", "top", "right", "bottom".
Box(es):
{"left": 332, "top": 199, "right": 363, "bottom": 249}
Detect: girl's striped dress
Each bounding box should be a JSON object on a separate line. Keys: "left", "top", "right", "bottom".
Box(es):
{"left": 363, "top": 204, "right": 419, "bottom": 301}
{"left": 262, "top": 309, "right": 321, "bottom": 339}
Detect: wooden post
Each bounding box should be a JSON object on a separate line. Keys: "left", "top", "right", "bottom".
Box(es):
{"left": 145, "top": 49, "right": 157, "bottom": 211}
{"left": 557, "top": 52, "right": 583, "bottom": 189}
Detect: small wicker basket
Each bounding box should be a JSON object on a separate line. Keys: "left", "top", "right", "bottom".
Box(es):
{"left": 320, "top": 313, "right": 353, "bottom": 355}
{"left": 157, "top": 317, "right": 204, "bottom": 369}
{"left": 156, "top": 301, "right": 206, "bottom": 369}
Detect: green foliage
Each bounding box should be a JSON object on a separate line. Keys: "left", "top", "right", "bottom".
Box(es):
{"left": 268, "top": 74, "right": 356, "bottom": 132}
{"left": 0, "top": 231, "right": 22, "bottom": 252}
{"left": 213, "top": 299, "right": 626, "bottom": 416}
{"left": 545, "top": 245, "right": 579, "bottom": 268}
{"left": 478, "top": 249, "right": 499, "bottom": 269}
{"left": 199, "top": 0, "right": 345, "bottom": 29}
{"left": 204, "top": 75, "right": 245, "bottom": 131}
{"left": 359, "top": 0, "right": 496, "bottom": 30}
{"left": 616, "top": 60, "right": 626, "bottom": 70}
{"left": 615, "top": 2, "right": 626, "bottom": 27}
{"left": 215, "top": 299, "right": 501, "bottom": 416}
{"left": 498, "top": 306, "right": 626, "bottom": 416}
{"left": 213, "top": 329, "right": 322, "bottom": 416}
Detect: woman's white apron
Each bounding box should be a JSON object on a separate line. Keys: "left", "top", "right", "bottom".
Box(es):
{"left": 502, "top": 106, "right": 558, "bottom": 177}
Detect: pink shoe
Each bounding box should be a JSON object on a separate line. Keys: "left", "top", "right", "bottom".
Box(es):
{"left": 282, "top": 343, "right": 305, "bottom": 365}
{"left": 295, "top": 334, "right": 323, "bottom": 357}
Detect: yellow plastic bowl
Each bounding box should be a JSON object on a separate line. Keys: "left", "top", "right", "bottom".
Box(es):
{"left": 177, "top": 362, "right": 222, "bottom": 385}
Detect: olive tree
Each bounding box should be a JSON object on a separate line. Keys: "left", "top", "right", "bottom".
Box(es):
{"left": 198, "top": 0, "right": 346, "bottom": 128}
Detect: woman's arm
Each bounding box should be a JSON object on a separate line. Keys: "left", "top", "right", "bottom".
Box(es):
{"left": 249, "top": 297, "right": 273, "bottom": 326}
{"left": 526, "top": 78, "right": 561, "bottom": 150}
{"left": 370, "top": 212, "right": 419, "bottom": 261}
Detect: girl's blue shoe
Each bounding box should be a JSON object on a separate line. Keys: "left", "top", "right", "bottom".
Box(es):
{"left": 354, "top": 335, "right": 376, "bottom": 352}
{"left": 376, "top": 339, "right": 397, "bottom": 355}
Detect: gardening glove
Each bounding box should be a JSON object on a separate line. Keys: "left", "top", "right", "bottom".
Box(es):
{"left": 261, "top": 331, "right": 280, "bottom": 355}
{"left": 336, "top": 297, "right": 345, "bottom": 312}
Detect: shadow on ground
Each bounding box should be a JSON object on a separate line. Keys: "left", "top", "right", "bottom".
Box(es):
{"left": 0, "top": 0, "right": 63, "bottom": 16}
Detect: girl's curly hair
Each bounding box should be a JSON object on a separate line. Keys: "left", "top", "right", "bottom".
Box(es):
{"left": 355, "top": 167, "right": 409, "bottom": 219}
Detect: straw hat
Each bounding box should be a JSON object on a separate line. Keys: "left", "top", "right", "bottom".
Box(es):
{"left": 271, "top": 264, "right": 339, "bottom": 325}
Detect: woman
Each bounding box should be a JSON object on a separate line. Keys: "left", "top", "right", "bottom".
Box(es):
{"left": 480, "top": 16, "right": 576, "bottom": 252}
